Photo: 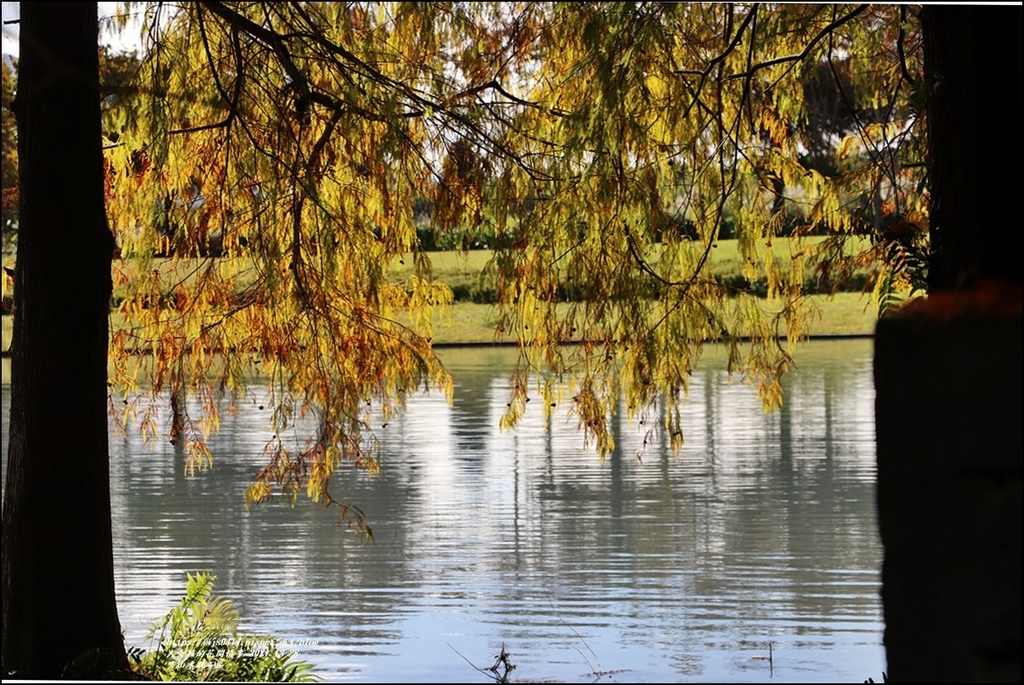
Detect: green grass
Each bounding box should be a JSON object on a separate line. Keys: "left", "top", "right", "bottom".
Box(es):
{"left": 1, "top": 287, "right": 884, "bottom": 386}
{"left": 413, "top": 290, "right": 882, "bottom": 345}
{"left": 390, "top": 236, "right": 878, "bottom": 301}
{"left": 1, "top": 291, "right": 881, "bottom": 364}
{"left": 1, "top": 238, "right": 887, "bottom": 358}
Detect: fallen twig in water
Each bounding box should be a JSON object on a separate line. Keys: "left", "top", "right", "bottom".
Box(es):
{"left": 449, "top": 642, "right": 516, "bottom": 684}
{"left": 449, "top": 628, "right": 629, "bottom": 684}
{"left": 549, "top": 599, "right": 631, "bottom": 680}
{"left": 750, "top": 641, "right": 775, "bottom": 676}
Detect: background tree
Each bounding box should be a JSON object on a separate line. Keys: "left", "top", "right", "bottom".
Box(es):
{"left": 1, "top": 45, "right": 141, "bottom": 324}
{"left": 1, "top": 56, "right": 16, "bottom": 252}
{"left": 0, "top": 46, "right": 141, "bottom": 253}
{"left": 2, "top": 2, "right": 129, "bottom": 678}
{"left": 98, "top": 46, "right": 143, "bottom": 139}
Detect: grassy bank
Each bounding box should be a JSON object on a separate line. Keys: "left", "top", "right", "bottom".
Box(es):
{"left": 404, "top": 290, "right": 881, "bottom": 345}
{"left": 1, "top": 291, "right": 881, "bottom": 386}
{"left": 1, "top": 239, "right": 886, "bottom": 358}
{"left": 0, "top": 288, "right": 881, "bottom": 358}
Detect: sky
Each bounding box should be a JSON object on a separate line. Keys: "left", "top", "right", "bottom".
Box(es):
{"left": 1, "top": 2, "right": 20, "bottom": 56}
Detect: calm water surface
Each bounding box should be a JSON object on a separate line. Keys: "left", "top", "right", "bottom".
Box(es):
{"left": 2, "top": 339, "right": 885, "bottom": 682}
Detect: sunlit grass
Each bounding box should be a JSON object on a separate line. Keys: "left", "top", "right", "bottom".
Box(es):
{"left": 390, "top": 236, "right": 877, "bottom": 297}
{"left": 418, "top": 290, "right": 882, "bottom": 345}
{"left": 1, "top": 238, "right": 887, "bottom": 365}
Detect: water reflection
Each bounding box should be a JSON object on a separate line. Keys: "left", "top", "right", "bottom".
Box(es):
{"left": 1, "top": 339, "right": 884, "bottom": 683}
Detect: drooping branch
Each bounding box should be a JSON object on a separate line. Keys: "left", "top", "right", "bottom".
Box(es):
{"left": 198, "top": 1, "right": 553, "bottom": 181}
{"left": 723, "top": 4, "right": 870, "bottom": 82}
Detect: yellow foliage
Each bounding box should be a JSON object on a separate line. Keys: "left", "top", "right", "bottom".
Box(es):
{"left": 98, "top": 2, "right": 926, "bottom": 534}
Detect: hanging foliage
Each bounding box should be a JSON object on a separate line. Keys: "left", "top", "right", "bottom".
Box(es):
{"left": 103, "top": 2, "right": 927, "bottom": 532}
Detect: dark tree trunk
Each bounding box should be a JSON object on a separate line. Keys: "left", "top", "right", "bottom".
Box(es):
{"left": 2, "top": 3, "right": 129, "bottom": 678}
{"left": 875, "top": 5, "right": 1022, "bottom": 683}
{"left": 921, "top": 5, "right": 1023, "bottom": 291}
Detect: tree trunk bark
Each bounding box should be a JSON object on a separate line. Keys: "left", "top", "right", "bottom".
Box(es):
{"left": 921, "top": 5, "right": 1022, "bottom": 291}
{"left": 2, "top": 2, "right": 129, "bottom": 678}
{"left": 875, "top": 5, "right": 1023, "bottom": 682}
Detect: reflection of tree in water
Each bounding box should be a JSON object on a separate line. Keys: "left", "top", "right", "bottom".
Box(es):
{"left": 449, "top": 365, "right": 504, "bottom": 457}
{"left": 35, "top": 340, "right": 882, "bottom": 679}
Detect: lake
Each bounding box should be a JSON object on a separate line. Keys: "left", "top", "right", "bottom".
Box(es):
{"left": 1, "top": 338, "right": 886, "bottom": 682}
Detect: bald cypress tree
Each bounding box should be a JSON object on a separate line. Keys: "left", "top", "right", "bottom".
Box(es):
{"left": 2, "top": 2, "right": 128, "bottom": 677}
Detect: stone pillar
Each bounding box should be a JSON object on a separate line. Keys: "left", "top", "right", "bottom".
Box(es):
{"left": 875, "top": 280, "right": 1021, "bottom": 682}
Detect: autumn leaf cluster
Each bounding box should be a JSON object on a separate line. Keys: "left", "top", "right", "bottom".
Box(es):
{"left": 93, "top": 2, "right": 926, "bottom": 528}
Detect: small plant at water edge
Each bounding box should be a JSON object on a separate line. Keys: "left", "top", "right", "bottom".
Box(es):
{"left": 131, "top": 572, "right": 319, "bottom": 682}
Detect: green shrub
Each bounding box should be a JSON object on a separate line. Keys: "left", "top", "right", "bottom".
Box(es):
{"left": 132, "top": 572, "right": 319, "bottom": 682}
